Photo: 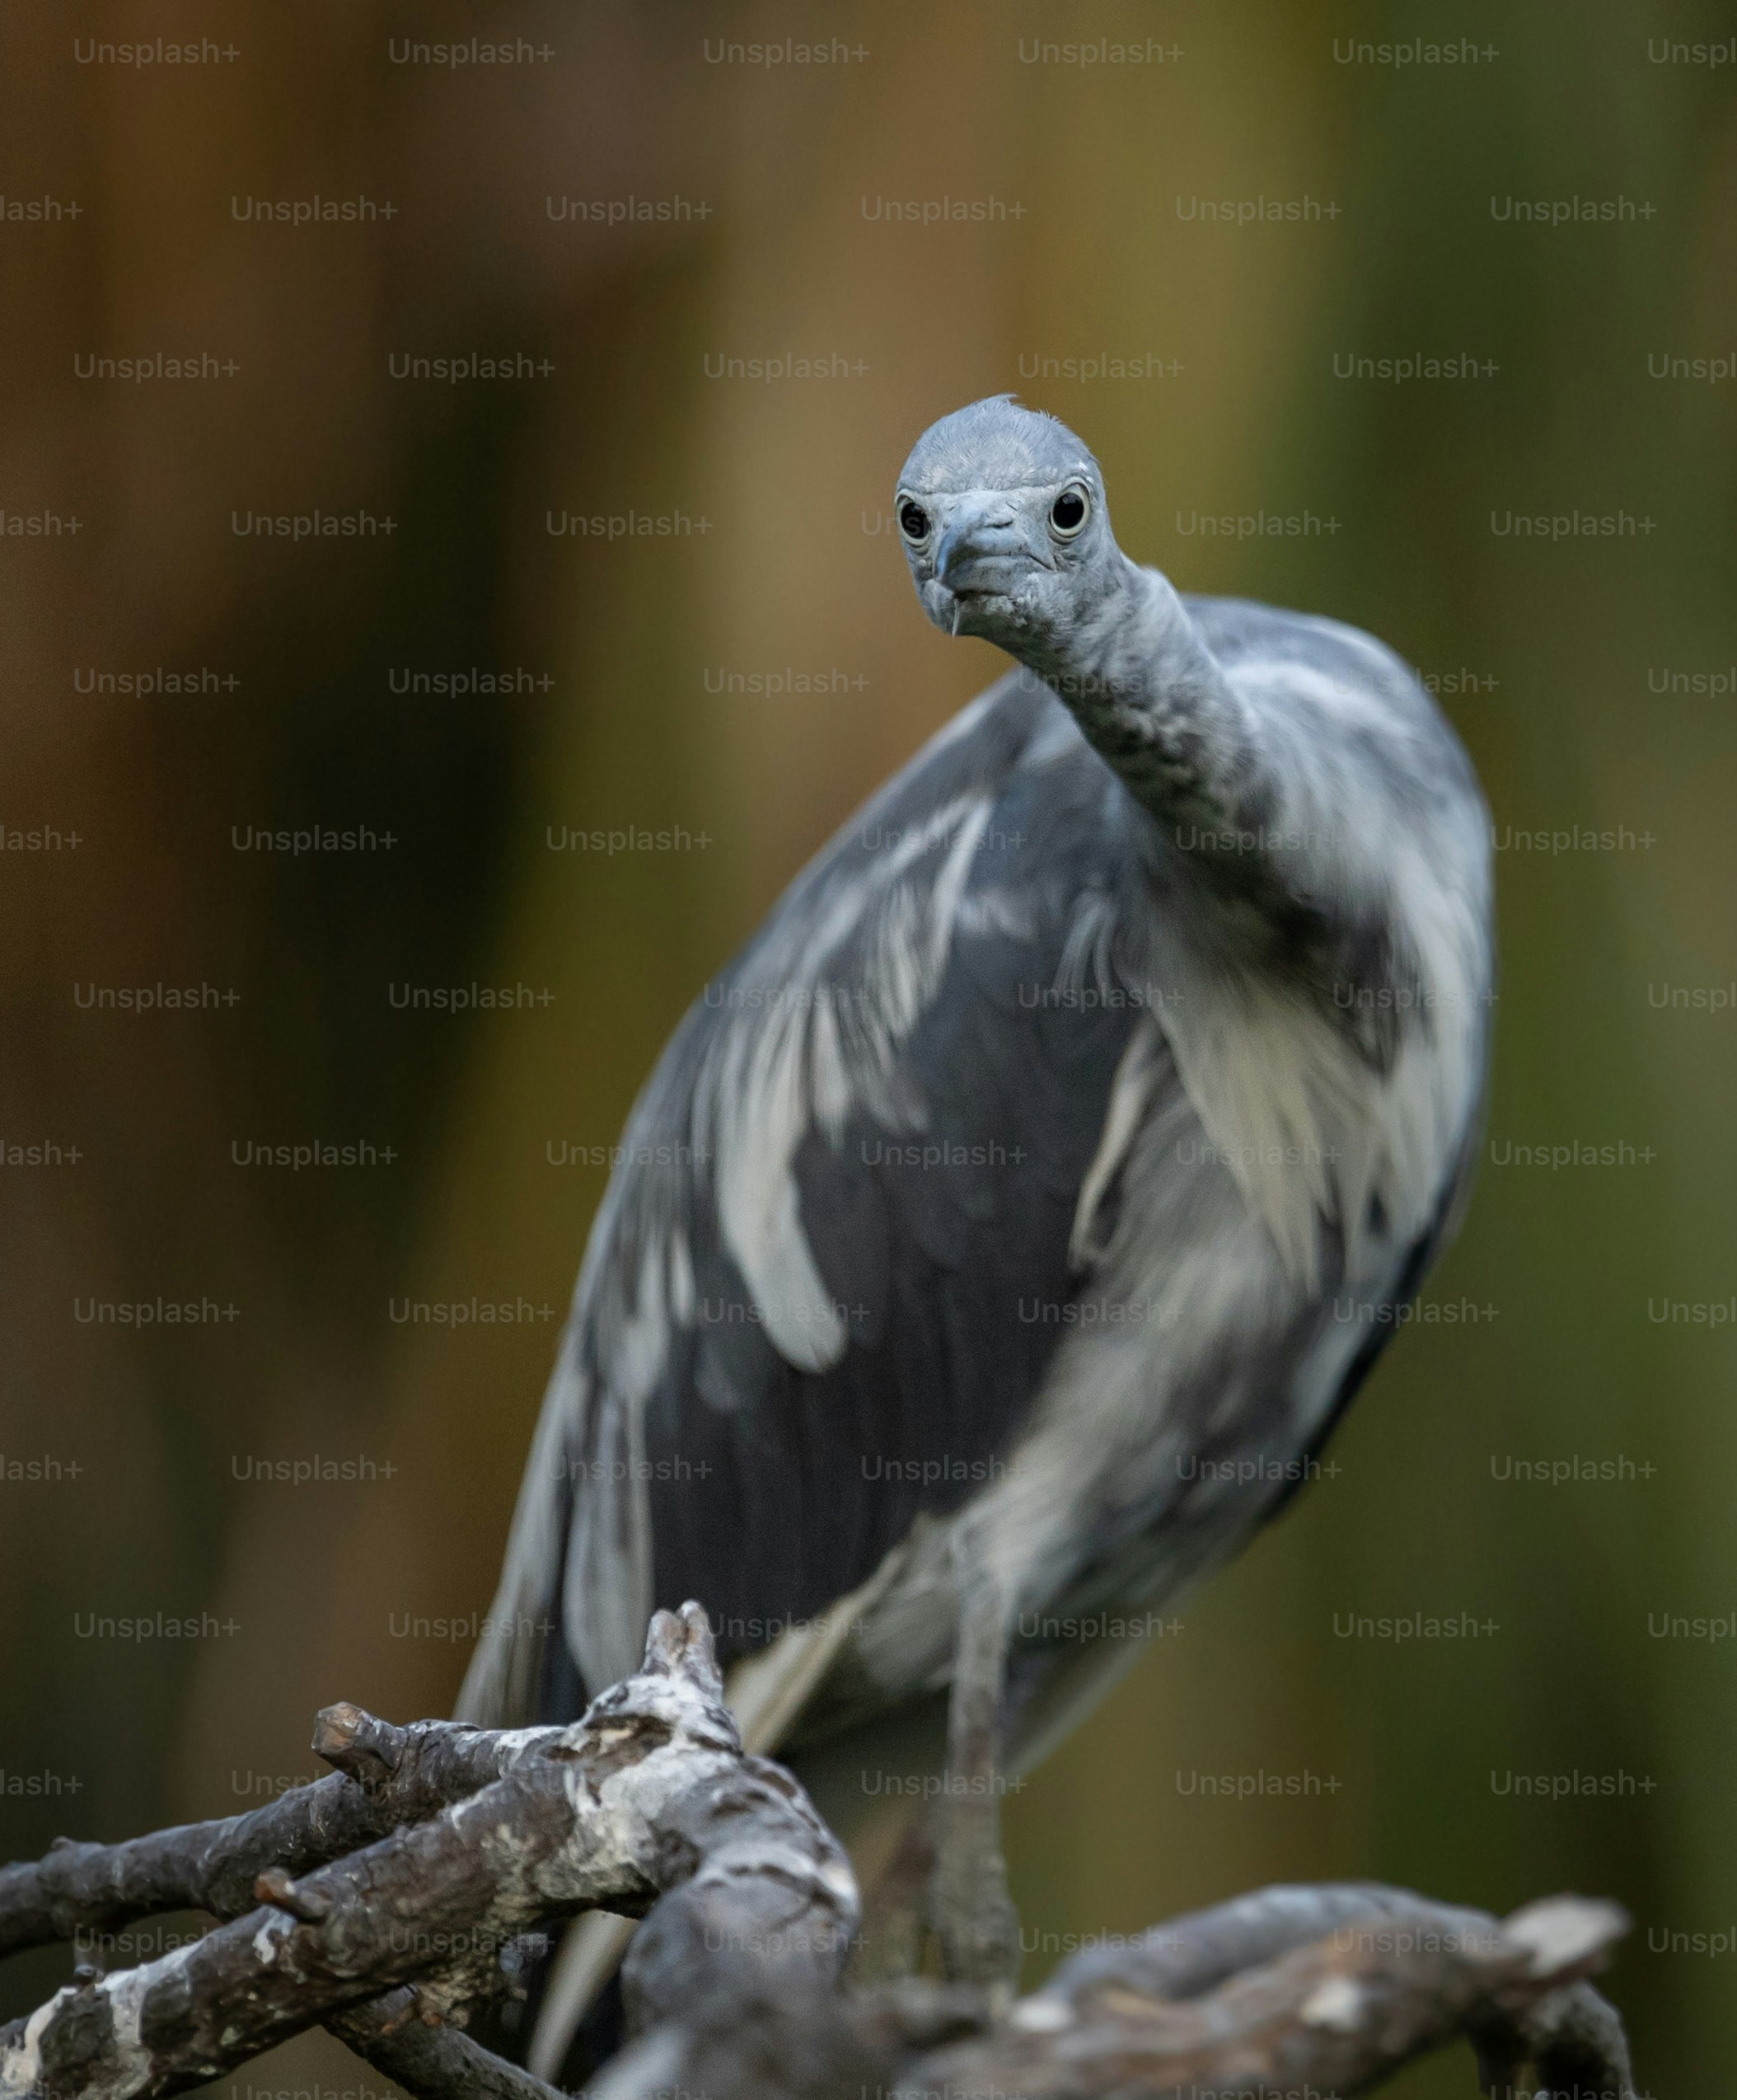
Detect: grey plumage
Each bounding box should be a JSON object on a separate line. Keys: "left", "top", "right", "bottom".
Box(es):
{"left": 459, "top": 396, "right": 1493, "bottom": 2051}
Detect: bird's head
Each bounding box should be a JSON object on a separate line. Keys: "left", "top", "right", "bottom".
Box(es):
{"left": 894, "top": 396, "right": 1123, "bottom": 657}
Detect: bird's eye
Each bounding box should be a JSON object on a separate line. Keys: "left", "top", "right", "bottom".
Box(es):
{"left": 897, "top": 498, "right": 931, "bottom": 546}
{"left": 1050, "top": 485, "right": 1089, "bottom": 538}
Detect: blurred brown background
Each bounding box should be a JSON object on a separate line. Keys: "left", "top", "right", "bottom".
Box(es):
{"left": 3, "top": 0, "right": 1736, "bottom": 2091}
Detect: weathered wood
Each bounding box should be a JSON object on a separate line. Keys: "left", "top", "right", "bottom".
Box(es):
{"left": 0, "top": 1711, "right": 569, "bottom": 1958}
{"left": 326, "top": 1987, "right": 568, "bottom": 2100}
{"left": 0, "top": 1605, "right": 1636, "bottom": 2100}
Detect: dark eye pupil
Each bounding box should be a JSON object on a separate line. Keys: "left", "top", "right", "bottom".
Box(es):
{"left": 1052, "top": 490, "right": 1085, "bottom": 531}
{"left": 900, "top": 501, "right": 929, "bottom": 540}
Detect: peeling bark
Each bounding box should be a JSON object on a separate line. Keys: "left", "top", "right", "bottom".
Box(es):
{"left": 0, "top": 1605, "right": 1636, "bottom": 2100}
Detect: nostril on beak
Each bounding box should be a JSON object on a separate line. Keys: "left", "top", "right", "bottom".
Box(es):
{"left": 937, "top": 517, "right": 1018, "bottom": 586}
{"left": 935, "top": 529, "right": 973, "bottom": 587}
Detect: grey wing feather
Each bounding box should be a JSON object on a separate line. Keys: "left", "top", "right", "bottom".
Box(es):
{"left": 457, "top": 673, "right": 1154, "bottom": 1723}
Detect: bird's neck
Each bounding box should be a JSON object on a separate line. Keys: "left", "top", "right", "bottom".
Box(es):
{"left": 1014, "top": 555, "right": 1245, "bottom": 823}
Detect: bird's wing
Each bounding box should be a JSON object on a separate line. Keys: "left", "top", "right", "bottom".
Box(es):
{"left": 456, "top": 672, "right": 1161, "bottom": 1727}
{"left": 460, "top": 598, "right": 1494, "bottom": 1737}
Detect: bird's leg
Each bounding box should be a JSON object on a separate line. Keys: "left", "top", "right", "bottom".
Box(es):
{"left": 929, "top": 1544, "right": 1020, "bottom": 1995}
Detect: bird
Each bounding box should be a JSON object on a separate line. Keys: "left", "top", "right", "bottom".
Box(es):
{"left": 457, "top": 395, "right": 1494, "bottom": 2076}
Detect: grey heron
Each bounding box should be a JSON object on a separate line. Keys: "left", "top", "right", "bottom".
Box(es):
{"left": 459, "top": 396, "right": 1494, "bottom": 2074}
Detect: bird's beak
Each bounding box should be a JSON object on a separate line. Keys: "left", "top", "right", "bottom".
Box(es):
{"left": 934, "top": 495, "right": 1048, "bottom": 598}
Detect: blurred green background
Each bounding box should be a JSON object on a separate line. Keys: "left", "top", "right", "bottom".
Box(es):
{"left": 2, "top": 0, "right": 1735, "bottom": 2091}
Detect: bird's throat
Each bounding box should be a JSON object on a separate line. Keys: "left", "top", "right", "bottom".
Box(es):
{"left": 1015, "top": 559, "right": 1246, "bottom": 823}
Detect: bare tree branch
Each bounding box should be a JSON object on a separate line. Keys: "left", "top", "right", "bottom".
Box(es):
{"left": 326, "top": 1988, "right": 568, "bottom": 2100}
{"left": 0, "top": 1709, "right": 569, "bottom": 1960}
{"left": 0, "top": 1604, "right": 1636, "bottom": 2100}
{"left": 892, "top": 1888, "right": 1633, "bottom": 2100}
